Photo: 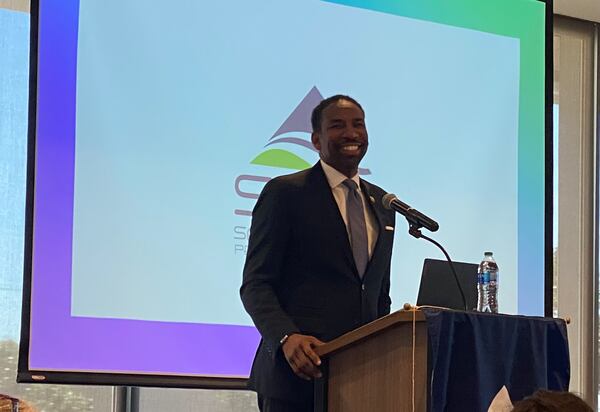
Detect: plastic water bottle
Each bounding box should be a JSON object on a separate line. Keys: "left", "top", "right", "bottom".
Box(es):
{"left": 477, "top": 252, "right": 499, "bottom": 313}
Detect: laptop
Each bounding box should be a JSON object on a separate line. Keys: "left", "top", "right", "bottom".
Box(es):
{"left": 416, "top": 258, "right": 478, "bottom": 311}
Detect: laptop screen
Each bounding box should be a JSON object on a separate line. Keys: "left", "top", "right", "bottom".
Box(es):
{"left": 416, "top": 259, "right": 479, "bottom": 311}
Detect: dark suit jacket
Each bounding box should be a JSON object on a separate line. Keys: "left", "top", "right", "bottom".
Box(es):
{"left": 240, "top": 162, "right": 395, "bottom": 402}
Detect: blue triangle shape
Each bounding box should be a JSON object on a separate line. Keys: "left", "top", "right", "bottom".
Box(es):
{"left": 270, "top": 86, "right": 324, "bottom": 140}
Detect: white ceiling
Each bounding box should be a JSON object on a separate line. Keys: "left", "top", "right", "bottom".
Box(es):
{"left": 554, "top": 0, "right": 600, "bottom": 23}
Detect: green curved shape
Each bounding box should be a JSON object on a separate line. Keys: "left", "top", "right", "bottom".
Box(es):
{"left": 250, "top": 149, "right": 311, "bottom": 170}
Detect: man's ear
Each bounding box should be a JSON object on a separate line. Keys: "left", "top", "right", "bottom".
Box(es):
{"left": 311, "top": 132, "right": 321, "bottom": 151}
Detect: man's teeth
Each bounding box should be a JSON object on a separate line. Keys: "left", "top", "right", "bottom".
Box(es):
{"left": 342, "top": 145, "right": 359, "bottom": 151}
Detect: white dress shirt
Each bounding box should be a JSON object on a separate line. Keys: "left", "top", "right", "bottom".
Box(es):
{"left": 320, "top": 160, "right": 379, "bottom": 258}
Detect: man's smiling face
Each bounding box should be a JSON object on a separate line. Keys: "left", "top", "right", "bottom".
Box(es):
{"left": 311, "top": 99, "right": 368, "bottom": 178}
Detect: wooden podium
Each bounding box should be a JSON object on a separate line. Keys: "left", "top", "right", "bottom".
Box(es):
{"left": 314, "top": 309, "right": 428, "bottom": 412}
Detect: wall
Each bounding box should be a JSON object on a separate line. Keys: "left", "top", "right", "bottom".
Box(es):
{"left": 555, "top": 0, "right": 600, "bottom": 23}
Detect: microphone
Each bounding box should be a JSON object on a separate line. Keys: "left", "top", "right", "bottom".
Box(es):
{"left": 382, "top": 193, "right": 439, "bottom": 232}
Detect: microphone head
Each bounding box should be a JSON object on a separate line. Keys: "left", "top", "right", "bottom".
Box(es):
{"left": 381, "top": 193, "right": 397, "bottom": 210}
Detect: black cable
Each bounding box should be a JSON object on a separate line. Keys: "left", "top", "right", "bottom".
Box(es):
{"left": 408, "top": 224, "right": 469, "bottom": 311}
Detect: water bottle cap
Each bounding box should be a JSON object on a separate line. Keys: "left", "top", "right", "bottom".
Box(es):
{"left": 484, "top": 251, "right": 493, "bottom": 256}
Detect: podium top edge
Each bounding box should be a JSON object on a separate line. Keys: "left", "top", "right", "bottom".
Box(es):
{"left": 316, "top": 309, "right": 426, "bottom": 357}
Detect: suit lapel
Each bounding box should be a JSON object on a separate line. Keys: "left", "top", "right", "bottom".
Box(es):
{"left": 360, "top": 180, "right": 386, "bottom": 276}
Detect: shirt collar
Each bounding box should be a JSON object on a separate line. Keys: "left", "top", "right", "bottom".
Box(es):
{"left": 320, "top": 159, "right": 361, "bottom": 190}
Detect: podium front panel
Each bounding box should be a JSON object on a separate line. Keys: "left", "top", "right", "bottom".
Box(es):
{"left": 325, "top": 320, "right": 427, "bottom": 412}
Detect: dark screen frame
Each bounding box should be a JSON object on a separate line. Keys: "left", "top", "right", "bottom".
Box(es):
{"left": 544, "top": 0, "right": 554, "bottom": 318}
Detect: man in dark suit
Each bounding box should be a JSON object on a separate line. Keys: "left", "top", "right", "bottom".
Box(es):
{"left": 240, "top": 95, "right": 396, "bottom": 411}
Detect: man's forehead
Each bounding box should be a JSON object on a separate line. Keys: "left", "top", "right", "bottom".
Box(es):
{"left": 322, "top": 100, "right": 364, "bottom": 119}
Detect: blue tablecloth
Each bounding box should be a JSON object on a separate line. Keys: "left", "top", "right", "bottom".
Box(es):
{"left": 422, "top": 308, "right": 570, "bottom": 412}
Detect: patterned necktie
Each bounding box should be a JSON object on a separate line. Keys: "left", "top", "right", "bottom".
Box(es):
{"left": 342, "top": 179, "right": 369, "bottom": 278}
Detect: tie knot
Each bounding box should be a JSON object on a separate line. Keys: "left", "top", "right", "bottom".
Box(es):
{"left": 342, "top": 179, "right": 358, "bottom": 192}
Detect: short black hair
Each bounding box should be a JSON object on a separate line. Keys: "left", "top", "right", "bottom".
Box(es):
{"left": 512, "top": 390, "right": 593, "bottom": 412}
{"left": 311, "top": 95, "right": 364, "bottom": 133}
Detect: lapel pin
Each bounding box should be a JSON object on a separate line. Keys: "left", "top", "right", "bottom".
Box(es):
{"left": 369, "top": 196, "right": 375, "bottom": 204}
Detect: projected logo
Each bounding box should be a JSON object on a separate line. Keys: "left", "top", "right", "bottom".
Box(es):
{"left": 233, "top": 86, "right": 371, "bottom": 254}
{"left": 249, "top": 86, "right": 323, "bottom": 172}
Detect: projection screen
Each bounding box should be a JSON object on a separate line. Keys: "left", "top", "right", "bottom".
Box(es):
{"left": 19, "top": 0, "right": 551, "bottom": 387}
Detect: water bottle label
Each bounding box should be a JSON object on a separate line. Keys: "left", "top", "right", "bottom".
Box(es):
{"left": 482, "top": 271, "right": 490, "bottom": 283}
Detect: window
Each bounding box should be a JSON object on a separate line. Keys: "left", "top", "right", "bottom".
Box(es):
{"left": 552, "top": 16, "right": 596, "bottom": 408}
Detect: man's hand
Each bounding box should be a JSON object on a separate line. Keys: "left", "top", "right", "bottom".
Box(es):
{"left": 281, "top": 334, "right": 324, "bottom": 380}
